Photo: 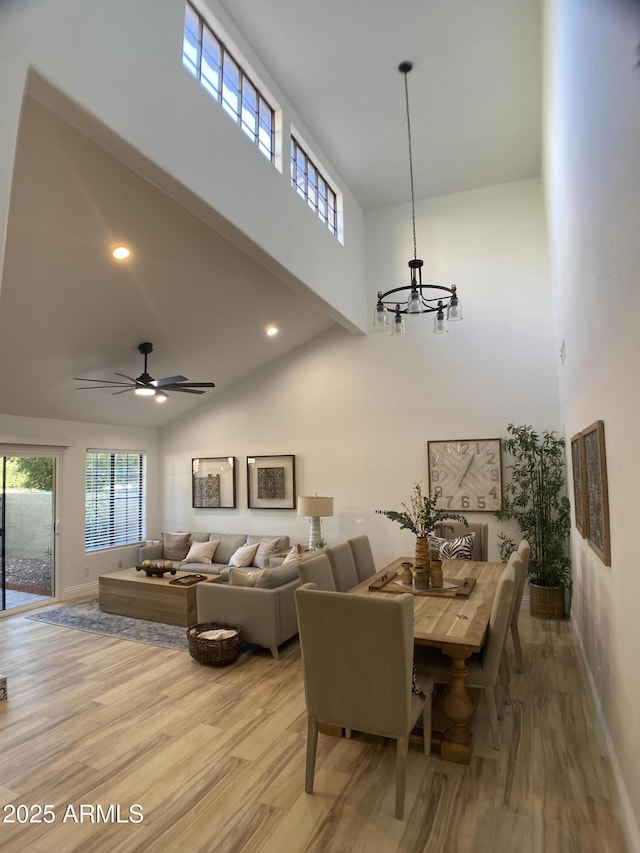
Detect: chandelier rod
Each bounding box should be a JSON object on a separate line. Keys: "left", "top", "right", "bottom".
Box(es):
{"left": 400, "top": 61, "right": 417, "bottom": 263}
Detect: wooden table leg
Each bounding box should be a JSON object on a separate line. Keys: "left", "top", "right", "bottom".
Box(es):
{"left": 439, "top": 644, "right": 474, "bottom": 765}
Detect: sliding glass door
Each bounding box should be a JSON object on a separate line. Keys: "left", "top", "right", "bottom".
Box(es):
{"left": 0, "top": 452, "right": 58, "bottom": 611}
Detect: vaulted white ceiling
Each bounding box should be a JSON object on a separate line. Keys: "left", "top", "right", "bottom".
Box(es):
{"left": 0, "top": 0, "right": 542, "bottom": 429}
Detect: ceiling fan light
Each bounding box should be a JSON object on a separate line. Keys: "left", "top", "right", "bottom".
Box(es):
{"left": 155, "top": 391, "right": 168, "bottom": 403}
{"left": 135, "top": 386, "right": 155, "bottom": 397}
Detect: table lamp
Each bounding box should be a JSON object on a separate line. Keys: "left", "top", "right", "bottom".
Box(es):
{"left": 297, "top": 495, "right": 334, "bottom": 550}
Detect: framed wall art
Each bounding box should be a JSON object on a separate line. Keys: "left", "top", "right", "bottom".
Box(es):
{"left": 570, "top": 432, "right": 587, "bottom": 538}
{"left": 582, "top": 420, "right": 611, "bottom": 565}
{"left": 192, "top": 457, "right": 237, "bottom": 508}
{"left": 247, "top": 454, "right": 296, "bottom": 509}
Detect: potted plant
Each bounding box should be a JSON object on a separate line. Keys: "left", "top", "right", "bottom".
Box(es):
{"left": 377, "top": 482, "right": 467, "bottom": 568}
{"left": 495, "top": 424, "right": 571, "bottom": 619}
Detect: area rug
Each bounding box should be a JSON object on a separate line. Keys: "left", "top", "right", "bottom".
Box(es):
{"left": 26, "top": 598, "right": 190, "bottom": 651}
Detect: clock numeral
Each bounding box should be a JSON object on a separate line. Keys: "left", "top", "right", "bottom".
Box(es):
{"left": 490, "top": 468, "right": 499, "bottom": 481}
{"left": 434, "top": 486, "right": 443, "bottom": 500}
{"left": 486, "top": 452, "right": 496, "bottom": 464}
{"left": 431, "top": 469, "right": 440, "bottom": 482}
{"left": 477, "top": 496, "right": 486, "bottom": 509}
{"left": 489, "top": 487, "right": 498, "bottom": 499}
{"left": 461, "top": 495, "right": 470, "bottom": 509}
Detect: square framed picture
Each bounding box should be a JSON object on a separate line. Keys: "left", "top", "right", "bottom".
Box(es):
{"left": 247, "top": 455, "right": 296, "bottom": 509}
{"left": 582, "top": 420, "right": 611, "bottom": 565}
{"left": 192, "top": 457, "right": 237, "bottom": 508}
{"left": 570, "top": 432, "right": 587, "bottom": 538}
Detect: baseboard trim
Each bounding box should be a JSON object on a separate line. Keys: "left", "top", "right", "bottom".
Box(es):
{"left": 572, "top": 616, "right": 640, "bottom": 853}
{"left": 61, "top": 581, "right": 98, "bottom": 600}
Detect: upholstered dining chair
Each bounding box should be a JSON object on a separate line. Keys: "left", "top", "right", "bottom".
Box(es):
{"left": 510, "top": 539, "right": 530, "bottom": 672}
{"left": 297, "top": 554, "right": 336, "bottom": 591}
{"left": 415, "top": 559, "right": 517, "bottom": 750}
{"left": 295, "top": 583, "right": 433, "bottom": 819}
{"left": 325, "top": 541, "right": 359, "bottom": 591}
{"left": 347, "top": 534, "right": 377, "bottom": 582}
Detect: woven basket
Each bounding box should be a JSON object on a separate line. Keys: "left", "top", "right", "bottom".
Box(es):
{"left": 187, "top": 622, "right": 241, "bottom": 666}
{"left": 530, "top": 583, "right": 565, "bottom": 620}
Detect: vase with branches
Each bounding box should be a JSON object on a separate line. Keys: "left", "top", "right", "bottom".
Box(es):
{"left": 495, "top": 424, "right": 571, "bottom": 616}
{"left": 377, "top": 482, "right": 467, "bottom": 568}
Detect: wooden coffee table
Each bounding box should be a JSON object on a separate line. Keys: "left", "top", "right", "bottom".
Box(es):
{"left": 98, "top": 567, "right": 223, "bottom": 627}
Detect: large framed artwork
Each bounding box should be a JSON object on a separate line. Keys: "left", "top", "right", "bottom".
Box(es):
{"left": 247, "top": 454, "right": 296, "bottom": 509}
{"left": 192, "top": 457, "right": 237, "bottom": 508}
{"left": 570, "top": 432, "right": 587, "bottom": 538}
{"left": 582, "top": 420, "right": 611, "bottom": 565}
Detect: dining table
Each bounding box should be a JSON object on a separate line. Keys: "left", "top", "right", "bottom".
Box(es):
{"left": 349, "top": 556, "right": 506, "bottom": 765}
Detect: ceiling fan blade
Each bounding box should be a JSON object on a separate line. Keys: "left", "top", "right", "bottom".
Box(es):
{"left": 164, "top": 387, "right": 205, "bottom": 394}
{"left": 76, "top": 385, "right": 132, "bottom": 390}
{"left": 112, "top": 387, "right": 135, "bottom": 395}
{"left": 169, "top": 381, "right": 216, "bottom": 388}
{"left": 114, "top": 372, "right": 139, "bottom": 383}
{"left": 74, "top": 377, "right": 132, "bottom": 385}
{"left": 152, "top": 375, "right": 188, "bottom": 387}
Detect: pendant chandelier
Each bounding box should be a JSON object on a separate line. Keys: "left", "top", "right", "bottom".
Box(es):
{"left": 374, "top": 62, "right": 463, "bottom": 336}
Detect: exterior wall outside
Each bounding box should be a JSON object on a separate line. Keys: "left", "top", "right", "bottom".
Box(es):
{"left": 161, "top": 178, "right": 560, "bottom": 568}
{"left": 544, "top": 0, "right": 640, "bottom": 847}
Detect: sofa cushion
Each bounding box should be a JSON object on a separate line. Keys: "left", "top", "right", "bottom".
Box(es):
{"left": 209, "top": 533, "right": 247, "bottom": 564}
{"left": 162, "top": 532, "right": 190, "bottom": 561}
{"left": 189, "top": 532, "right": 211, "bottom": 543}
{"left": 229, "top": 543, "right": 260, "bottom": 567}
{"left": 229, "top": 567, "right": 264, "bottom": 587}
{"left": 282, "top": 546, "right": 299, "bottom": 564}
{"left": 252, "top": 537, "right": 282, "bottom": 568}
{"left": 255, "top": 563, "right": 300, "bottom": 589}
{"left": 184, "top": 539, "right": 220, "bottom": 564}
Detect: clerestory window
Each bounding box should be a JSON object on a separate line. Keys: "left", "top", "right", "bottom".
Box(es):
{"left": 290, "top": 137, "right": 338, "bottom": 237}
{"left": 182, "top": 3, "right": 275, "bottom": 162}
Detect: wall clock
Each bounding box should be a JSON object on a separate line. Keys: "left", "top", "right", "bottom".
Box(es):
{"left": 427, "top": 438, "right": 502, "bottom": 512}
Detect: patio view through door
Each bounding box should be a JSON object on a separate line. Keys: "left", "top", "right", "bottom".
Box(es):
{"left": 1, "top": 452, "right": 58, "bottom": 611}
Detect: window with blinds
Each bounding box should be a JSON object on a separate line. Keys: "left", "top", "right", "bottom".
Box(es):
{"left": 85, "top": 451, "right": 146, "bottom": 552}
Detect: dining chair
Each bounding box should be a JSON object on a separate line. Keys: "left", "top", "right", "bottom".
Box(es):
{"left": 325, "top": 541, "right": 359, "bottom": 591}
{"left": 510, "top": 539, "right": 530, "bottom": 672}
{"left": 347, "top": 534, "right": 377, "bottom": 582}
{"left": 297, "top": 553, "right": 336, "bottom": 591}
{"left": 415, "top": 559, "right": 517, "bottom": 750}
{"left": 295, "top": 583, "right": 433, "bottom": 819}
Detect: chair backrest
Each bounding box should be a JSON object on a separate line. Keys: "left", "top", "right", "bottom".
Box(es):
{"left": 511, "top": 540, "right": 530, "bottom": 626}
{"left": 295, "top": 583, "right": 417, "bottom": 737}
{"left": 298, "top": 554, "right": 336, "bottom": 591}
{"left": 347, "top": 535, "right": 377, "bottom": 582}
{"left": 325, "top": 542, "right": 359, "bottom": 591}
{"left": 433, "top": 522, "right": 488, "bottom": 561}
{"left": 481, "top": 559, "right": 517, "bottom": 682}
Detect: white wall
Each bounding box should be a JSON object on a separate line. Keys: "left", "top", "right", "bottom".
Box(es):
{"left": 0, "top": 0, "right": 366, "bottom": 332}
{"left": 0, "top": 415, "right": 160, "bottom": 600}
{"left": 544, "top": 0, "right": 640, "bottom": 847}
{"left": 161, "top": 178, "right": 561, "bottom": 566}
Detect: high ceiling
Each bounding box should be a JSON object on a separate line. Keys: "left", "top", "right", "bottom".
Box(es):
{"left": 0, "top": 0, "right": 542, "bottom": 429}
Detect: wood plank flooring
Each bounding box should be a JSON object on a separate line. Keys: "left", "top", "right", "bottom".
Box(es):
{"left": 0, "top": 606, "right": 628, "bottom": 852}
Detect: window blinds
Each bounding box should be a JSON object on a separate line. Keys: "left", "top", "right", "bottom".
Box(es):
{"left": 85, "top": 451, "right": 146, "bottom": 552}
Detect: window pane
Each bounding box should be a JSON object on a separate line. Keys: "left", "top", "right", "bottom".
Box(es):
{"left": 222, "top": 54, "right": 239, "bottom": 120}
{"left": 182, "top": 5, "right": 200, "bottom": 77}
{"left": 241, "top": 78, "right": 257, "bottom": 141}
{"left": 201, "top": 27, "right": 221, "bottom": 99}
{"left": 258, "top": 98, "right": 273, "bottom": 160}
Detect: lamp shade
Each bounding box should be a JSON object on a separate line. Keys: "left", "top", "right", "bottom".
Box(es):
{"left": 297, "top": 496, "right": 334, "bottom": 518}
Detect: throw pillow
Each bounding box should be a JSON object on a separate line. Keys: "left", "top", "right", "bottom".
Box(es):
{"left": 440, "top": 533, "right": 476, "bottom": 561}
{"left": 229, "top": 567, "right": 264, "bottom": 587}
{"left": 183, "top": 539, "right": 220, "bottom": 564}
{"left": 253, "top": 537, "right": 281, "bottom": 568}
{"left": 162, "top": 532, "right": 190, "bottom": 561}
{"left": 229, "top": 542, "right": 260, "bottom": 568}
{"left": 282, "top": 546, "right": 299, "bottom": 564}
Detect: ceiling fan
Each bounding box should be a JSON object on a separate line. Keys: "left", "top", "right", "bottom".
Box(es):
{"left": 75, "top": 342, "right": 215, "bottom": 401}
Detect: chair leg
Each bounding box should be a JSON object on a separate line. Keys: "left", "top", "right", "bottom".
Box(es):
{"left": 485, "top": 687, "right": 501, "bottom": 750}
{"left": 422, "top": 698, "right": 432, "bottom": 756}
{"left": 500, "top": 653, "right": 511, "bottom": 706}
{"left": 511, "top": 623, "right": 523, "bottom": 672}
{"left": 395, "top": 736, "right": 408, "bottom": 819}
{"left": 305, "top": 716, "right": 319, "bottom": 794}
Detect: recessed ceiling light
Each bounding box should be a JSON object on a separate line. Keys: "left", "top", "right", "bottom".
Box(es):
{"left": 266, "top": 325, "right": 278, "bottom": 337}
{"left": 112, "top": 245, "right": 131, "bottom": 260}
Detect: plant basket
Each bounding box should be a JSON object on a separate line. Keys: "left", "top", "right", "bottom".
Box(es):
{"left": 530, "top": 583, "right": 564, "bottom": 620}
{"left": 187, "top": 622, "right": 241, "bottom": 666}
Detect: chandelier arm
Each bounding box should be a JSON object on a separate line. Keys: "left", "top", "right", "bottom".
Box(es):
{"left": 378, "top": 283, "right": 457, "bottom": 306}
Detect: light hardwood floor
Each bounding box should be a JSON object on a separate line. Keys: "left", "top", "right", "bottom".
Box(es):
{"left": 0, "top": 605, "right": 628, "bottom": 853}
